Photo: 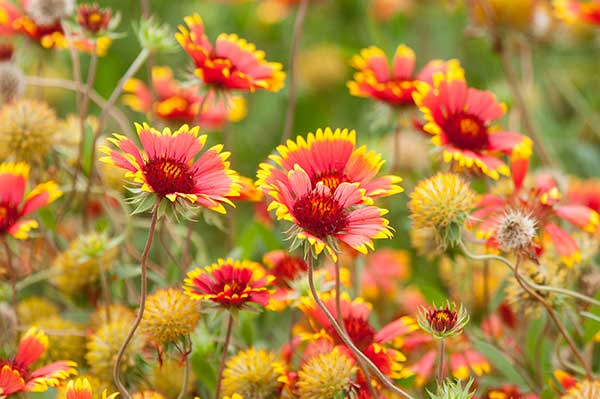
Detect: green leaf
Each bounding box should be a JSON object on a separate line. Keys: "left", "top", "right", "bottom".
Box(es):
{"left": 81, "top": 123, "right": 95, "bottom": 177}
{"left": 37, "top": 207, "right": 56, "bottom": 231}
{"left": 582, "top": 291, "right": 600, "bottom": 342}
{"left": 471, "top": 338, "right": 529, "bottom": 388}
{"left": 489, "top": 278, "right": 509, "bottom": 313}
{"left": 525, "top": 312, "right": 547, "bottom": 364}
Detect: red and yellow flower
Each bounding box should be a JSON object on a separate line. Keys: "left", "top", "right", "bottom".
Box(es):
{"left": 263, "top": 249, "right": 307, "bottom": 288}
{"left": 361, "top": 248, "right": 410, "bottom": 301}
{"left": 413, "top": 67, "right": 533, "bottom": 179}
{"left": 100, "top": 123, "right": 240, "bottom": 213}
{"left": 183, "top": 258, "right": 274, "bottom": 309}
{"left": 63, "top": 378, "right": 118, "bottom": 399}
{"left": 122, "top": 66, "right": 246, "bottom": 128}
{"left": 0, "top": 327, "right": 77, "bottom": 396}
{"left": 176, "top": 14, "right": 285, "bottom": 92}
{"left": 348, "top": 44, "right": 461, "bottom": 107}
{"left": 0, "top": 162, "right": 61, "bottom": 240}
{"left": 554, "top": 0, "right": 600, "bottom": 25}
{"left": 470, "top": 166, "right": 600, "bottom": 266}
{"left": 567, "top": 177, "right": 600, "bottom": 214}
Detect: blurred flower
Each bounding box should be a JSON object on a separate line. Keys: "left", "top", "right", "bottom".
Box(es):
{"left": 0, "top": 99, "right": 59, "bottom": 164}
{"left": 413, "top": 67, "right": 532, "bottom": 180}
{"left": 369, "top": 0, "right": 416, "bottom": 22}
{"left": 361, "top": 248, "right": 410, "bottom": 300}
{"left": 36, "top": 315, "right": 85, "bottom": 364}
{"left": 56, "top": 374, "right": 112, "bottom": 399}
{"left": 0, "top": 162, "right": 61, "bottom": 239}
{"left": 86, "top": 318, "right": 145, "bottom": 381}
{"left": 49, "top": 232, "right": 118, "bottom": 294}
{"left": 471, "top": 168, "right": 600, "bottom": 266}
{"left": 184, "top": 258, "right": 273, "bottom": 310}
{"left": 135, "top": 17, "right": 177, "bottom": 54}
{"left": 348, "top": 44, "right": 461, "bottom": 107}
{"left": 256, "top": 0, "right": 303, "bottom": 25}
{"left": 408, "top": 173, "right": 476, "bottom": 247}
{"left": 480, "top": 385, "right": 539, "bottom": 399}
{"left": 263, "top": 250, "right": 307, "bottom": 288}
{"left": 17, "top": 296, "right": 59, "bottom": 325}
{"left": 0, "top": 61, "right": 24, "bottom": 104}
{"left": 146, "top": 357, "right": 196, "bottom": 398}
{"left": 24, "top": 0, "right": 74, "bottom": 26}
{"left": 122, "top": 66, "right": 246, "bottom": 128}
{"left": 132, "top": 391, "right": 166, "bottom": 399}
{"left": 141, "top": 288, "right": 200, "bottom": 345}
{"left": 411, "top": 227, "right": 444, "bottom": 260}
{"left": 222, "top": 348, "right": 285, "bottom": 399}
{"left": 63, "top": 377, "right": 118, "bottom": 399}
{"left": 297, "top": 43, "right": 346, "bottom": 91}
{"left": 100, "top": 123, "right": 240, "bottom": 213}
{"left": 417, "top": 302, "right": 469, "bottom": 339}
{"left": 0, "top": 42, "right": 14, "bottom": 61}
{"left": 471, "top": 0, "right": 538, "bottom": 32}
{"left": 554, "top": 0, "right": 600, "bottom": 26}
{"left": 296, "top": 347, "right": 356, "bottom": 399}
{"left": 567, "top": 177, "right": 600, "bottom": 213}
{"left": 88, "top": 304, "right": 134, "bottom": 331}
{"left": 428, "top": 378, "right": 475, "bottom": 399}
{"left": 0, "top": 327, "right": 77, "bottom": 396}
{"left": 76, "top": 3, "right": 111, "bottom": 34}
{"left": 176, "top": 14, "right": 285, "bottom": 92}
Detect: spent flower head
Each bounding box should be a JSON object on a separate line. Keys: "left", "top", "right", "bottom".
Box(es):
{"left": 428, "top": 378, "right": 475, "bottom": 399}
{"left": 417, "top": 302, "right": 469, "bottom": 339}
{"left": 135, "top": 17, "right": 177, "bottom": 54}
{"left": 495, "top": 209, "right": 538, "bottom": 254}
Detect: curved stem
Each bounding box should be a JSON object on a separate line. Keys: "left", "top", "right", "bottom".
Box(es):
{"left": 215, "top": 313, "right": 234, "bottom": 399}
{"left": 513, "top": 257, "right": 593, "bottom": 379}
{"left": 281, "top": 0, "right": 309, "bottom": 144}
{"left": 113, "top": 197, "right": 161, "bottom": 399}
{"left": 307, "top": 256, "right": 415, "bottom": 399}
{"left": 176, "top": 338, "right": 191, "bottom": 399}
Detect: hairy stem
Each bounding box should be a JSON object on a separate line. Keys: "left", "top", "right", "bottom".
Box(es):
{"left": 215, "top": 313, "right": 234, "bottom": 399}
{"left": 437, "top": 338, "right": 445, "bottom": 389}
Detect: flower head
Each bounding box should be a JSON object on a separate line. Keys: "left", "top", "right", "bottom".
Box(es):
{"left": 0, "top": 327, "right": 77, "bottom": 396}
{"left": 348, "top": 44, "right": 461, "bottom": 107}
{"left": 76, "top": 3, "right": 112, "bottom": 34}
{"left": 362, "top": 248, "right": 410, "bottom": 300}
{"left": 262, "top": 250, "right": 307, "bottom": 288}
{"left": 0, "top": 162, "right": 61, "bottom": 239}
{"left": 100, "top": 123, "right": 240, "bottom": 213}
{"left": 495, "top": 209, "right": 537, "bottom": 254}
{"left": 63, "top": 377, "right": 118, "bottom": 399}
{"left": 561, "top": 379, "right": 600, "bottom": 399}
{"left": 413, "top": 68, "right": 532, "bottom": 179}
{"left": 408, "top": 173, "right": 476, "bottom": 247}
{"left": 17, "top": 296, "right": 59, "bottom": 325}
{"left": 554, "top": 0, "right": 600, "bottom": 26}
{"left": 176, "top": 14, "right": 285, "bottom": 92}
{"left": 141, "top": 288, "right": 200, "bottom": 345}
{"left": 24, "top": 0, "right": 74, "bottom": 26}
{"left": 36, "top": 316, "right": 86, "bottom": 364}
{"left": 427, "top": 378, "right": 475, "bottom": 399}
{"left": 0, "top": 62, "right": 24, "bottom": 104}
{"left": 480, "top": 385, "right": 539, "bottom": 399}
{"left": 123, "top": 66, "right": 246, "bottom": 128}
{"left": 184, "top": 258, "right": 273, "bottom": 310}
{"left": 222, "top": 348, "right": 285, "bottom": 399}
{"left": 295, "top": 348, "right": 356, "bottom": 399}
{"left": 148, "top": 357, "right": 196, "bottom": 398}
{"left": 417, "top": 302, "right": 469, "bottom": 339}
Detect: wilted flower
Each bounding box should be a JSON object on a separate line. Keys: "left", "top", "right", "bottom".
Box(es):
{"left": 100, "top": 123, "right": 240, "bottom": 213}
{"left": 295, "top": 348, "right": 356, "bottom": 399}
{"left": 177, "top": 14, "right": 285, "bottom": 92}
{"left": 0, "top": 62, "right": 24, "bottom": 104}
{"left": 495, "top": 209, "right": 538, "bottom": 254}
{"left": 63, "top": 377, "right": 118, "bottom": 399}
{"left": 221, "top": 348, "right": 285, "bottom": 399}
{"left": 24, "top": 0, "right": 74, "bottom": 26}
{"left": 561, "top": 379, "right": 600, "bottom": 399}
{"left": 417, "top": 302, "right": 469, "bottom": 339}
{"left": 141, "top": 288, "right": 200, "bottom": 345}
{"left": 0, "top": 162, "right": 61, "bottom": 239}
{"left": 428, "top": 378, "right": 475, "bottom": 399}
{"left": 0, "top": 327, "right": 77, "bottom": 396}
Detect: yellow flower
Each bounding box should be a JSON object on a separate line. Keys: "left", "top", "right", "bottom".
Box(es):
{"left": 296, "top": 348, "right": 356, "bottom": 399}
{"left": 222, "top": 348, "right": 285, "bottom": 399}
{"left": 561, "top": 379, "right": 600, "bottom": 399}
{"left": 132, "top": 392, "right": 166, "bottom": 399}
{"left": 57, "top": 377, "right": 117, "bottom": 399}
{"left": 88, "top": 304, "right": 135, "bottom": 331}
{"left": 17, "top": 296, "right": 59, "bottom": 325}
{"left": 36, "top": 315, "right": 86, "bottom": 364}
{"left": 141, "top": 288, "right": 200, "bottom": 344}
{"left": 146, "top": 357, "right": 196, "bottom": 398}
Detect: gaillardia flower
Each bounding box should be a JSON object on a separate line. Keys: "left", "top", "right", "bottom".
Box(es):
{"left": 296, "top": 348, "right": 356, "bottom": 399}
{"left": 0, "top": 162, "right": 62, "bottom": 239}
{"left": 413, "top": 67, "right": 532, "bottom": 179}
{"left": 100, "top": 123, "right": 240, "bottom": 213}
{"left": 63, "top": 377, "right": 118, "bottom": 399}
{"left": 257, "top": 127, "right": 402, "bottom": 199}
{"left": 348, "top": 44, "right": 461, "bottom": 107}
{"left": 416, "top": 302, "right": 469, "bottom": 339}
{"left": 123, "top": 66, "right": 246, "bottom": 128}
{"left": 221, "top": 348, "right": 285, "bottom": 399}
{"left": 76, "top": 3, "right": 112, "bottom": 35}
{"left": 184, "top": 258, "right": 274, "bottom": 310}
{"left": 176, "top": 14, "right": 285, "bottom": 92}
{"left": 0, "top": 327, "right": 77, "bottom": 396}
{"left": 561, "top": 379, "right": 600, "bottom": 399}
{"left": 554, "top": 0, "right": 600, "bottom": 26}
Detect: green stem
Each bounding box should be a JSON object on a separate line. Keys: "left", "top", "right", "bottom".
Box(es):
{"left": 215, "top": 313, "right": 234, "bottom": 399}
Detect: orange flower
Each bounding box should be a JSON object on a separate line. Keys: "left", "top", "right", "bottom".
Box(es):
{"left": 176, "top": 14, "right": 285, "bottom": 92}
{"left": 64, "top": 378, "right": 118, "bottom": 399}
{"left": 554, "top": 0, "right": 600, "bottom": 25}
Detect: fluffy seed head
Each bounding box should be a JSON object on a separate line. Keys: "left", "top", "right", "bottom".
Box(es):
{"left": 0, "top": 63, "right": 24, "bottom": 105}
{"left": 25, "top": 0, "right": 75, "bottom": 26}
{"left": 141, "top": 288, "right": 200, "bottom": 344}
{"left": 222, "top": 348, "right": 285, "bottom": 399}
{"left": 295, "top": 348, "right": 356, "bottom": 399}
{"left": 561, "top": 379, "right": 600, "bottom": 399}
{"left": 496, "top": 209, "right": 537, "bottom": 252}
{"left": 506, "top": 261, "right": 566, "bottom": 316}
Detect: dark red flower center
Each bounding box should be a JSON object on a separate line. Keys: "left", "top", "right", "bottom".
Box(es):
{"left": 292, "top": 192, "right": 349, "bottom": 239}
{"left": 143, "top": 157, "right": 195, "bottom": 196}
{"left": 444, "top": 113, "right": 489, "bottom": 151}
{"left": 0, "top": 204, "right": 19, "bottom": 235}
{"left": 327, "top": 316, "right": 375, "bottom": 351}
{"left": 426, "top": 308, "right": 458, "bottom": 333}
{"left": 271, "top": 256, "right": 307, "bottom": 287}
{"left": 313, "top": 170, "right": 347, "bottom": 191}
{"left": 77, "top": 4, "right": 111, "bottom": 33}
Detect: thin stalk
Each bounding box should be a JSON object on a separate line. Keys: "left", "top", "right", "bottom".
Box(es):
{"left": 281, "top": 0, "right": 309, "bottom": 143}
{"left": 98, "top": 263, "right": 112, "bottom": 323}
{"left": 307, "top": 256, "right": 415, "bottom": 399}
{"left": 2, "top": 238, "right": 17, "bottom": 306}
{"left": 176, "top": 338, "right": 191, "bottom": 399}
{"left": 194, "top": 92, "right": 211, "bottom": 127}
{"left": 437, "top": 339, "right": 445, "bottom": 388}
{"left": 392, "top": 120, "right": 402, "bottom": 171}
{"left": 215, "top": 313, "right": 234, "bottom": 399}
{"left": 513, "top": 257, "right": 592, "bottom": 379}
{"left": 113, "top": 197, "right": 161, "bottom": 399}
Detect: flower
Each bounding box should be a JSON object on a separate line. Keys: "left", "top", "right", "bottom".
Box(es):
{"left": 361, "top": 248, "right": 410, "bottom": 300}
{"left": 0, "top": 99, "right": 59, "bottom": 164}
{"left": 257, "top": 127, "right": 403, "bottom": 199}
{"left": 88, "top": 304, "right": 134, "bottom": 331}
{"left": 262, "top": 250, "right": 307, "bottom": 288}
{"left": 0, "top": 42, "right": 14, "bottom": 61}
{"left": 17, "top": 296, "right": 59, "bottom": 325}
{"left": 36, "top": 316, "right": 86, "bottom": 364}
{"left": 176, "top": 14, "right": 285, "bottom": 92}
{"left": 63, "top": 378, "right": 118, "bottom": 399}
{"left": 76, "top": 3, "right": 111, "bottom": 34}
{"left": 295, "top": 348, "right": 356, "bottom": 399}
{"left": 408, "top": 173, "right": 476, "bottom": 246}
{"left": 0, "top": 162, "right": 62, "bottom": 239}
{"left": 147, "top": 357, "right": 196, "bottom": 398}
{"left": 221, "top": 348, "right": 285, "bottom": 399}
{"left": 495, "top": 209, "right": 537, "bottom": 253}
{"left": 24, "top": 0, "right": 74, "bottom": 26}
{"left": 554, "top": 0, "right": 600, "bottom": 26}
{"left": 567, "top": 177, "right": 600, "bottom": 213}
{"left": 417, "top": 302, "right": 469, "bottom": 339}
{"left": 86, "top": 318, "right": 145, "bottom": 381}
{"left": 471, "top": 0, "right": 538, "bottom": 31}
{"left": 122, "top": 66, "right": 246, "bottom": 128}
{"left": 100, "top": 123, "right": 240, "bottom": 213}
{"left": 561, "top": 379, "right": 600, "bottom": 399}
{"left": 413, "top": 67, "right": 532, "bottom": 179}
{"left": 0, "top": 62, "right": 24, "bottom": 104}
{"left": 0, "top": 327, "right": 77, "bottom": 396}
{"left": 141, "top": 288, "right": 200, "bottom": 344}
{"left": 183, "top": 258, "right": 274, "bottom": 310}
{"left": 480, "top": 385, "right": 539, "bottom": 399}
{"left": 132, "top": 392, "right": 166, "bottom": 399}
{"left": 471, "top": 167, "right": 600, "bottom": 266}
{"left": 49, "top": 232, "right": 119, "bottom": 294}
{"left": 428, "top": 378, "right": 475, "bottom": 399}
{"left": 348, "top": 44, "right": 461, "bottom": 107}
